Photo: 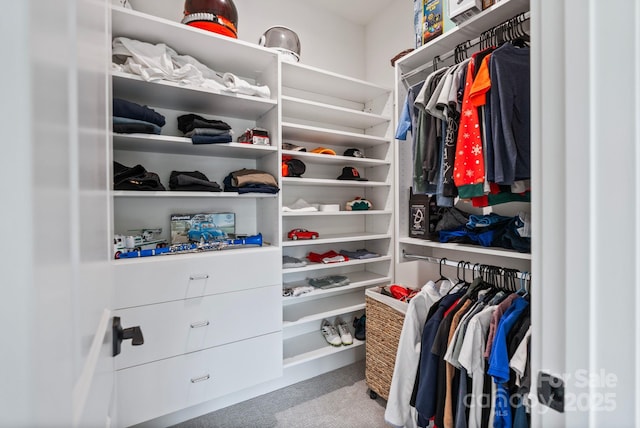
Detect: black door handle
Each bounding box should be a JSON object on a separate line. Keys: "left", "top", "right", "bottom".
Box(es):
{"left": 112, "top": 316, "right": 144, "bottom": 356}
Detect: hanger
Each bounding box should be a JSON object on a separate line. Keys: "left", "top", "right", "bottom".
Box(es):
{"left": 434, "top": 257, "right": 448, "bottom": 284}
{"left": 518, "top": 271, "right": 530, "bottom": 296}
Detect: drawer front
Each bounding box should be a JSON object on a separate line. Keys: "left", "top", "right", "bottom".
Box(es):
{"left": 113, "top": 248, "right": 281, "bottom": 308}
{"left": 116, "top": 332, "right": 282, "bottom": 428}
{"left": 114, "top": 285, "right": 282, "bottom": 369}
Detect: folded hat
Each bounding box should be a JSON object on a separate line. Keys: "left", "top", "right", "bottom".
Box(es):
{"left": 311, "top": 147, "right": 337, "bottom": 155}
{"left": 337, "top": 166, "right": 368, "bottom": 181}
{"left": 343, "top": 148, "right": 365, "bottom": 158}
{"left": 282, "top": 142, "right": 307, "bottom": 152}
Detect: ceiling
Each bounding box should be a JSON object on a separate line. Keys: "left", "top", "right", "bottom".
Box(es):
{"left": 312, "top": 0, "right": 392, "bottom": 26}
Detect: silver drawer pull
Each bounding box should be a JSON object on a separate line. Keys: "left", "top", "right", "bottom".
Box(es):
{"left": 190, "top": 374, "right": 210, "bottom": 383}
{"left": 189, "top": 274, "right": 209, "bottom": 280}
{"left": 190, "top": 320, "right": 210, "bottom": 328}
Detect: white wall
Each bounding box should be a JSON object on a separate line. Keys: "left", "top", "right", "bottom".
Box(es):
{"left": 128, "top": 0, "right": 368, "bottom": 79}
{"left": 364, "top": 0, "right": 415, "bottom": 88}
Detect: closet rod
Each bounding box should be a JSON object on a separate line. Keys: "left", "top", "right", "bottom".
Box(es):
{"left": 401, "top": 249, "right": 530, "bottom": 280}
{"left": 400, "top": 10, "right": 531, "bottom": 82}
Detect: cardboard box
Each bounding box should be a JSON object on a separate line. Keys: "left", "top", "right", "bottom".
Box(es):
{"left": 170, "top": 212, "right": 235, "bottom": 244}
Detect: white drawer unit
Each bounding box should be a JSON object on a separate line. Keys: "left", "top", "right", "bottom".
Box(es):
{"left": 113, "top": 247, "right": 280, "bottom": 309}
{"left": 116, "top": 332, "right": 282, "bottom": 427}
{"left": 114, "top": 284, "right": 281, "bottom": 370}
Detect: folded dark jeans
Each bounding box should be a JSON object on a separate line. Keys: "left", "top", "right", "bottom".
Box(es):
{"left": 113, "top": 98, "right": 166, "bottom": 127}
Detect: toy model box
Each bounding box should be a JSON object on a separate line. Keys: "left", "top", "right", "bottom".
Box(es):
{"left": 414, "top": 0, "right": 455, "bottom": 48}
{"left": 170, "top": 212, "right": 235, "bottom": 244}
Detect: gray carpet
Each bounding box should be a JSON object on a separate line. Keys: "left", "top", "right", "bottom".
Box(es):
{"left": 172, "top": 360, "right": 389, "bottom": 428}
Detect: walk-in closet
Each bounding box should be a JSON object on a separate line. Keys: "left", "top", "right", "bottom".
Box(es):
{"left": 3, "top": 0, "right": 639, "bottom": 427}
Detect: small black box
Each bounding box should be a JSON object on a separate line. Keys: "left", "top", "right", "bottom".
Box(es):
{"left": 409, "top": 188, "right": 442, "bottom": 240}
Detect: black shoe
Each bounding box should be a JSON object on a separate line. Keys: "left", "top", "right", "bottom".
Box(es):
{"left": 353, "top": 315, "right": 366, "bottom": 341}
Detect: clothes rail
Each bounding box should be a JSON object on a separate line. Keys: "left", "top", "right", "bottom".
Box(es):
{"left": 400, "top": 10, "right": 530, "bottom": 83}
{"left": 401, "top": 249, "right": 531, "bottom": 281}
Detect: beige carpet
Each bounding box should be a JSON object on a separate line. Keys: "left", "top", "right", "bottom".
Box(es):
{"left": 274, "top": 379, "right": 387, "bottom": 428}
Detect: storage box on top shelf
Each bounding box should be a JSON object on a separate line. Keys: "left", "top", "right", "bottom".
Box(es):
{"left": 448, "top": 0, "right": 483, "bottom": 25}
{"left": 414, "top": 0, "right": 456, "bottom": 48}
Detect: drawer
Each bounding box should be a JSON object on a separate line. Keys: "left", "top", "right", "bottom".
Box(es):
{"left": 113, "top": 247, "right": 281, "bottom": 308}
{"left": 114, "top": 285, "right": 282, "bottom": 370}
{"left": 116, "top": 332, "right": 282, "bottom": 428}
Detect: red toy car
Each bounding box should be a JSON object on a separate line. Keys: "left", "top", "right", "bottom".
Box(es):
{"left": 288, "top": 228, "right": 319, "bottom": 240}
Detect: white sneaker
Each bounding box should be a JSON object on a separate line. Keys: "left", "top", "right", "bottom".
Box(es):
{"left": 334, "top": 317, "right": 353, "bottom": 345}
{"left": 321, "top": 319, "right": 342, "bottom": 347}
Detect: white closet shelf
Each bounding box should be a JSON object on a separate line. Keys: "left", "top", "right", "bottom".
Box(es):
{"left": 281, "top": 62, "right": 391, "bottom": 104}
{"left": 112, "top": 72, "right": 277, "bottom": 119}
{"left": 282, "top": 256, "right": 392, "bottom": 274}
{"left": 282, "top": 177, "right": 389, "bottom": 187}
{"left": 282, "top": 123, "right": 390, "bottom": 148}
{"left": 398, "top": 237, "right": 532, "bottom": 260}
{"left": 113, "top": 191, "right": 277, "bottom": 199}
{"left": 111, "top": 244, "right": 278, "bottom": 266}
{"left": 111, "top": 6, "right": 277, "bottom": 80}
{"left": 113, "top": 134, "right": 277, "bottom": 158}
{"left": 283, "top": 271, "right": 392, "bottom": 306}
{"left": 282, "top": 210, "right": 392, "bottom": 217}
{"left": 282, "top": 232, "right": 391, "bottom": 247}
{"left": 282, "top": 96, "right": 390, "bottom": 130}
{"left": 281, "top": 150, "right": 389, "bottom": 167}
{"left": 283, "top": 291, "right": 365, "bottom": 325}
{"left": 283, "top": 332, "right": 364, "bottom": 368}
{"left": 397, "top": 0, "right": 530, "bottom": 72}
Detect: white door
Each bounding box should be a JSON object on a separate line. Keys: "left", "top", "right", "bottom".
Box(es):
{"left": 532, "top": 0, "right": 640, "bottom": 426}
{"left": 0, "top": 0, "right": 114, "bottom": 426}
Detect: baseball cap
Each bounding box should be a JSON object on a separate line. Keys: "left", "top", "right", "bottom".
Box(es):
{"left": 282, "top": 156, "right": 306, "bottom": 177}
{"left": 337, "top": 166, "right": 368, "bottom": 181}
{"left": 311, "top": 147, "right": 337, "bottom": 155}
{"left": 282, "top": 142, "right": 306, "bottom": 151}
{"left": 343, "top": 148, "right": 365, "bottom": 158}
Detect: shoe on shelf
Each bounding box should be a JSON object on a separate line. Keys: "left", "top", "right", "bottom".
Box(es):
{"left": 321, "top": 319, "right": 342, "bottom": 347}
{"left": 353, "top": 315, "right": 366, "bottom": 341}
{"left": 334, "top": 317, "right": 353, "bottom": 345}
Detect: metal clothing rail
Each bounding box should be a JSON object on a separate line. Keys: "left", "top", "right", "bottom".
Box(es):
{"left": 400, "top": 10, "right": 531, "bottom": 83}
{"left": 402, "top": 249, "right": 531, "bottom": 281}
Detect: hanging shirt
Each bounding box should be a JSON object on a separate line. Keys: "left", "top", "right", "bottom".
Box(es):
{"left": 385, "top": 279, "right": 455, "bottom": 428}
{"left": 489, "top": 43, "right": 531, "bottom": 185}
{"left": 414, "top": 291, "right": 466, "bottom": 426}
{"left": 458, "top": 304, "right": 497, "bottom": 428}
{"left": 487, "top": 297, "right": 530, "bottom": 428}
{"left": 453, "top": 58, "right": 485, "bottom": 198}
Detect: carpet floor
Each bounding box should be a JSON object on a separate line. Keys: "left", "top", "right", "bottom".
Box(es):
{"left": 171, "top": 360, "right": 390, "bottom": 428}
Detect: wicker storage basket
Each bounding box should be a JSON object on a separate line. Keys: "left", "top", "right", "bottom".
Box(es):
{"left": 364, "top": 287, "right": 408, "bottom": 400}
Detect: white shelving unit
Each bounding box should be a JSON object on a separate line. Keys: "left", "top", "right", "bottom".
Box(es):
{"left": 394, "top": 0, "right": 532, "bottom": 276}
{"left": 109, "top": 6, "right": 282, "bottom": 427}
{"left": 279, "top": 62, "right": 395, "bottom": 377}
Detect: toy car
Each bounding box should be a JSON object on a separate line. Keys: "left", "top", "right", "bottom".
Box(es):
{"left": 288, "top": 228, "right": 319, "bottom": 240}
{"left": 187, "top": 220, "right": 228, "bottom": 243}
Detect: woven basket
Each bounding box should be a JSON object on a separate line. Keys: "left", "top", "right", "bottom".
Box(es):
{"left": 365, "top": 288, "right": 407, "bottom": 400}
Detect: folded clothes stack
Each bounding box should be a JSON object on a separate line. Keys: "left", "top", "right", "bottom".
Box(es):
{"left": 307, "top": 275, "right": 351, "bottom": 289}
{"left": 113, "top": 98, "right": 166, "bottom": 134}
{"left": 169, "top": 170, "right": 221, "bottom": 192}
{"left": 177, "top": 113, "right": 233, "bottom": 144}
{"left": 113, "top": 161, "right": 165, "bottom": 191}
{"left": 307, "top": 250, "right": 349, "bottom": 264}
{"left": 223, "top": 168, "right": 279, "bottom": 194}
{"left": 339, "top": 248, "right": 380, "bottom": 259}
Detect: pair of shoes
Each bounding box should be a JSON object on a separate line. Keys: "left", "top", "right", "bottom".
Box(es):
{"left": 321, "top": 318, "right": 353, "bottom": 346}
{"left": 353, "top": 315, "right": 366, "bottom": 341}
